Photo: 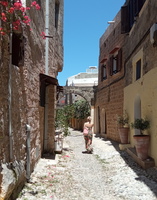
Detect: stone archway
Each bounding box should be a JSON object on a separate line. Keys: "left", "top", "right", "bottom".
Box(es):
{"left": 61, "top": 86, "right": 95, "bottom": 106}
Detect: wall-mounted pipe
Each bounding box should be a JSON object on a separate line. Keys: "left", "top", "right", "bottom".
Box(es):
{"left": 9, "top": 13, "right": 13, "bottom": 162}
{"left": 45, "top": 0, "right": 49, "bottom": 75}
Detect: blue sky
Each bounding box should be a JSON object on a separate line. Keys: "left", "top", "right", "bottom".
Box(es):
{"left": 58, "top": 0, "right": 125, "bottom": 86}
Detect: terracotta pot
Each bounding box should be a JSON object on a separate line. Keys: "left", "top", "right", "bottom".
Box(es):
{"left": 118, "top": 127, "right": 129, "bottom": 144}
{"left": 133, "top": 135, "right": 150, "bottom": 160}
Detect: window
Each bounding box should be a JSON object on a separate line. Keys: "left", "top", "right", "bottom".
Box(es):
{"left": 113, "top": 54, "right": 118, "bottom": 74}
{"left": 132, "top": 48, "right": 143, "bottom": 82}
{"left": 55, "top": 2, "right": 59, "bottom": 29}
{"left": 109, "top": 49, "right": 122, "bottom": 76}
{"left": 101, "top": 64, "right": 107, "bottom": 81}
{"left": 136, "top": 59, "right": 141, "bottom": 80}
{"left": 12, "top": 33, "right": 25, "bottom": 67}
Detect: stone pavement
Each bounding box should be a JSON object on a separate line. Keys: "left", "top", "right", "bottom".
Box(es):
{"left": 17, "top": 128, "right": 157, "bottom": 200}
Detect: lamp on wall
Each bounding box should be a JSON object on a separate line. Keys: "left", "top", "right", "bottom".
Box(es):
{"left": 107, "top": 21, "right": 115, "bottom": 24}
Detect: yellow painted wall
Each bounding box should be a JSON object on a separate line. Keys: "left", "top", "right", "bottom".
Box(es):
{"left": 124, "top": 67, "right": 157, "bottom": 165}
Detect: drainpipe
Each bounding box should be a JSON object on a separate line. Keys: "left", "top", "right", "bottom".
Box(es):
{"left": 26, "top": 124, "right": 31, "bottom": 181}
{"left": 9, "top": 13, "right": 13, "bottom": 162}
{"left": 45, "top": 0, "right": 49, "bottom": 75}
{"left": 44, "top": 0, "right": 50, "bottom": 151}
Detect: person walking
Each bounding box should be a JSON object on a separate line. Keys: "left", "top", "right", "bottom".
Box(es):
{"left": 83, "top": 116, "right": 94, "bottom": 153}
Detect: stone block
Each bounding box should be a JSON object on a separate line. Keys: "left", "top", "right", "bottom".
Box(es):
{"left": 127, "top": 147, "right": 155, "bottom": 169}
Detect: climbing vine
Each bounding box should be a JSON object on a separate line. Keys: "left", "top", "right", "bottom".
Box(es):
{"left": 0, "top": 0, "right": 45, "bottom": 37}
{"left": 55, "top": 104, "right": 74, "bottom": 136}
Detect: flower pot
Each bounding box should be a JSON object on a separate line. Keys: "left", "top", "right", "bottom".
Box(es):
{"left": 118, "top": 127, "right": 129, "bottom": 144}
{"left": 133, "top": 135, "right": 150, "bottom": 160}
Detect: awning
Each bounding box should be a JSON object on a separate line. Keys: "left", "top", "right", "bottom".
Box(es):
{"left": 109, "top": 46, "right": 120, "bottom": 54}
{"left": 57, "top": 85, "right": 63, "bottom": 92}
{"left": 40, "top": 73, "right": 63, "bottom": 106}
{"left": 100, "top": 57, "right": 107, "bottom": 63}
{"left": 40, "top": 73, "right": 58, "bottom": 86}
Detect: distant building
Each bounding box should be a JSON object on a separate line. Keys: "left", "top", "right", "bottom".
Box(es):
{"left": 61, "top": 66, "right": 98, "bottom": 105}
{"left": 66, "top": 66, "right": 98, "bottom": 87}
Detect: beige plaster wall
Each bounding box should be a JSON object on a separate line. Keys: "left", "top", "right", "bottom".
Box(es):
{"left": 124, "top": 67, "right": 157, "bottom": 165}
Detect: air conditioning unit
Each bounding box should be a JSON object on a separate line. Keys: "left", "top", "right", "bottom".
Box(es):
{"left": 150, "top": 23, "right": 157, "bottom": 44}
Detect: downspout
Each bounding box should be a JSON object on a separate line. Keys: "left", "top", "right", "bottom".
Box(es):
{"left": 45, "top": 0, "right": 49, "bottom": 75}
{"left": 44, "top": 0, "right": 50, "bottom": 151}
{"left": 9, "top": 7, "right": 13, "bottom": 162}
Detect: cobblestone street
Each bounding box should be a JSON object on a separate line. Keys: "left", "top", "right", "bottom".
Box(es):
{"left": 17, "top": 129, "right": 157, "bottom": 200}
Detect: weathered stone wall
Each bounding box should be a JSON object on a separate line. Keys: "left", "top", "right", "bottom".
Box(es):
{"left": 95, "top": 11, "right": 126, "bottom": 142}
{"left": 0, "top": 0, "right": 64, "bottom": 199}
{"left": 46, "top": 85, "right": 56, "bottom": 153}
{"left": 125, "top": 0, "right": 157, "bottom": 86}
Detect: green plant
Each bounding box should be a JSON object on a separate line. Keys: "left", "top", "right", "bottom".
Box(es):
{"left": 55, "top": 104, "right": 74, "bottom": 136}
{"left": 131, "top": 118, "right": 150, "bottom": 135}
{"left": 0, "top": 0, "right": 41, "bottom": 35}
{"left": 73, "top": 99, "right": 90, "bottom": 119}
{"left": 55, "top": 100, "right": 90, "bottom": 136}
{"left": 116, "top": 111, "right": 129, "bottom": 127}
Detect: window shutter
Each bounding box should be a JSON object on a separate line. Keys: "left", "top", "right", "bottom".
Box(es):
{"left": 135, "top": 0, "right": 146, "bottom": 16}
{"left": 121, "top": 5, "right": 129, "bottom": 34}
{"left": 117, "top": 49, "right": 122, "bottom": 72}
{"left": 109, "top": 56, "right": 113, "bottom": 76}
{"left": 12, "top": 33, "right": 25, "bottom": 67}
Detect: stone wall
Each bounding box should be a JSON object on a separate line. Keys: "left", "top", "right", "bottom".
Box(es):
{"left": 0, "top": 0, "right": 64, "bottom": 199}
{"left": 95, "top": 11, "right": 126, "bottom": 142}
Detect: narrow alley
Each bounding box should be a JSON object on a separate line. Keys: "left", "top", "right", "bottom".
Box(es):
{"left": 17, "top": 129, "right": 157, "bottom": 200}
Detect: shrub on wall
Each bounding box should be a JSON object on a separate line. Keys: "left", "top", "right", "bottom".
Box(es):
{"left": 55, "top": 104, "right": 74, "bottom": 136}
{"left": 55, "top": 100, "right": 90, "bottom": 135}
{"left": 73, "top": 99, "right": 90, "bottom": 119}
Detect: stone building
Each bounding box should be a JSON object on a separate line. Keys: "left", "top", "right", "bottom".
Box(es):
{"left": 0, "top": 0, "right": 64, "bottom": 199}
{"left": 123, "top": 0, "right": 157, "bottom": 166}
{"left": 94, "top": 10, "right": 126, "bottom": 142}
{"left": 65, "top": 66, "right": 98, "bottom": 105}
{"left": 95, "top": 0, "right": 157, "bottom": 167}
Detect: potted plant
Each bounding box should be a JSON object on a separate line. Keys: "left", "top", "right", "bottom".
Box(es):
{"left": 116, "top": 112, "right": 129, "bottom": 144}
{"left": 131, "top": 118, "right": 150, "bottom": 160}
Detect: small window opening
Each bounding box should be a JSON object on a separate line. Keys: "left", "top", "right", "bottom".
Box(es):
{"left": 136, "top": 59, "right": 141, "bottom": 80}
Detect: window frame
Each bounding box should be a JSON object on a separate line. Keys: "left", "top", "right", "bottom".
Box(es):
{"left": 132, "top": 48, "right": 143, "bottom": 82}
{"left": 136, "top": 59, "right": 141, "bottom": 80}
{"left": 109, "top": 48, "right": 122, "bottom": 76}
{"left": 101, "top": 63, "right": 107, "bottom": 81}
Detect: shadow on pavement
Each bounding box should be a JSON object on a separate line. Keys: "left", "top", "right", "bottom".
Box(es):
{"left": 66, "top": 129, "right": 157, "bottom": 197}
{"left": 99, "top": 136, "right": 157, "bottom": 197}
